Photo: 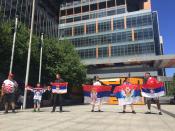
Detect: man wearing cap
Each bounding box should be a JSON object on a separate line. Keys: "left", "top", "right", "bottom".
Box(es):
{"left": 1, "top": 73, "right": 18, "bottom": 113}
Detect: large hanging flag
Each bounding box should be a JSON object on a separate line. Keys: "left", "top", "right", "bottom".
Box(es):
{"left": 113, "top": 83, "right": 141, "bottom": 106}
{"left": 83, "top": 85, "right": 112, "bottom": 104}
{"left": 141, "top": 77, "right": 165, "bottom": 98}
{"left": 51, "top": 82, "right": 68, "bottom": 94}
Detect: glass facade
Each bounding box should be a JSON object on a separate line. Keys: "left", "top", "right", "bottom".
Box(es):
{"left": 59, "top": 0, "right": 162, "bottom": 61}
{"left": 0, "top": 0, "right": 59, "bottom": 38}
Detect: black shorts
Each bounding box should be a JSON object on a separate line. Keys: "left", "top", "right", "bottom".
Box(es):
{"left": 3, "top": 93, "right": 15, "bottom": 104}
{"left": 146, "top": 97, "right": 159, "bottom": 103}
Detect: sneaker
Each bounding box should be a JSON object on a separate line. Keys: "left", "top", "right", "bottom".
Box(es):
{"left": 91, "top": 110, "right": 94, "bottom": 112}
{"left": 33, "top": 109, "right": 36, "bottom": 112}
{"left": 145, "top": 111, "right": 151, "bottom": 114}
{"left": 122, "top": 110, "right": 126, "bottom": 113}
{"left": 132, "top": 111, "right": 136, "bottom": 114}
{"left": 159, "top": 112, "right": 162, "bottom": 115}
{"left": 98, "top": 110, "right": 102, "bottom": 112}
{"left": 4, "top": 111, "right": 8, "bottom": 114}
{"left": 12, "top": 110, "right": 16, "bottom": 113}
{"left": 51, "top": 110, "right": 55, "bottom": 113}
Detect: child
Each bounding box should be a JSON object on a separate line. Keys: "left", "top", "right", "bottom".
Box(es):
{"left": 26, "top": 83, "right": 46, "bottom": 112}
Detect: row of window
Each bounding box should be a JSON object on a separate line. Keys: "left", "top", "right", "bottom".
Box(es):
{"left": 78, "top": 42, "right": 155, "bottom": 59}
{"left": 59, "top": 13, "right": 152, "bottom": 37}
{"left": 60, "top": 7, "right": 126, "bottom": 24}
{"left": 68, "top": 28, "right": 153, "bottom": 48}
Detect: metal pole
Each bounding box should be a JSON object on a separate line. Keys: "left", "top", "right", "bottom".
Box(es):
{"left": 9, "top": 16, "right": 18, "bottom": 74}
{"left": 38, "top": 33, "right": 44, "bottom": 84}
{"left": 23, "top": 0, "right": 36, "bottom": 109}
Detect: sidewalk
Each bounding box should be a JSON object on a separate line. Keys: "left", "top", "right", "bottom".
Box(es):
{"left": 0, "top": 105, "right": 174, "bottom": 131}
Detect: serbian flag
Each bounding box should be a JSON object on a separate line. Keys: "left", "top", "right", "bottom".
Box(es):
{"left": 83, "top": 85, "right": 112, "bottom": 104}
{"left": 113, "top": 84, "right": 141, "bottom": 105}
{"left": 141, "top": 77, "right": 165, "bottom": 98}
{"left": 51, "top": 82, "right": 68, "bottom": 94}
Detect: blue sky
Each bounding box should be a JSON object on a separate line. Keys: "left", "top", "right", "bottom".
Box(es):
{"left": 152, "top": 0, "right": 175, "bottom": 76}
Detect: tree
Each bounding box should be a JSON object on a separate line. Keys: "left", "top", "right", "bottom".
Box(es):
{"left": 0, "top": 19, "right": 87, "bottom": 92}
{"left": 42, "top": 38, "right": 87, "bottom": 94}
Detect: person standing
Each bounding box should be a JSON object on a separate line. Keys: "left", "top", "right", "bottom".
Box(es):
{"left": 122, "top": 78, "right": 136, "bottom": 114}
{"left": 90, "top": 88, "right": 97, "bottom": 112}
{"left": 26, "top": 83, "right": 47, "bottom": 112}
{"left": 144, "top": 73, "right": 162, "bottom": 115}
{"left": 92, "top": 76, "right": 103, "bottom": 112}
{"left": 51, "top": 73, "right": 64, "bottom": 112}
{"left": 1, "top": 73, "right": 18, "bottom": 113}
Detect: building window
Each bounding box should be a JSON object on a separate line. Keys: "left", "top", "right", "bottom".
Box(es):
{"left": 98, "top": 20, "right": 111, "bottom": 32}
{"left": 113, "top": 19, "right": 124, "bottom": 30}
{"left": 116, "top": 31, "right": 132, "bottom": 42}
{"left": 74, "top": 25, "right": 84, "bottom": 36}
{"left": 74, "top": 16, "right": 81, "bottom": 22}
{"left": 60, "top": 19, "right": 65, "bottom": 24}
{"left": 98, "top": 47, "right": 108, "bottom": 58}
{"left": 98, "top": 11, "right": 106, "bottom": 18}
{"left": 61, "top": 10, "right": 66, "bottom": 16}
{"left": 87, "top": 23, "right": 96, "bottom": 34}
{"left": 134, "top": 28, "right": 153, "bottom": 41}
{"left": 117, "top": 8, "right": 125, "bottom": 14}
{"left": 111, "top": 42, "right": 155, "bottom": 57}
{"left": 78, "top": 48, "right": 96, "bottom": 59}
{"left": 64, "top": 27, "right": 72, "bottom": 37}
{"left": 127, "top": 14, "right": 152, "bottom": 28}
{"left": 66, "top": 18, "right": 73, "bottom": 23}
{"left": 107, "top": 10, "right": 116, "bottom": 16}
{"left": 90, "top": 13, "right": 97, "bottom": 19}
{"left": 82, "top": 15, "right": 89, "bottom": 20}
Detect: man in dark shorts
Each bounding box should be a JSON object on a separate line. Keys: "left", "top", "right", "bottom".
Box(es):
{"left": 1, "top": 73, "right": 18, "bottom": 113}
{"left": 144, "top": 73, "right": 162, "bottom": 115}
{"left": 51, "top": 73, "right": 64, "bottom": 112}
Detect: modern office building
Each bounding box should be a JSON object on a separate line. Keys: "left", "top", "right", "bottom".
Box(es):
{"left": 0, "top": 0, "right": 59, "bottom": 38}
{"left": 59, "top": 0, "right": 165, "bottom": 78}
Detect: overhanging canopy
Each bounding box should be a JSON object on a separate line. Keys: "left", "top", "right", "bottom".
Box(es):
{"left": 82, "top": 55, "right": 175, "bottom": 69}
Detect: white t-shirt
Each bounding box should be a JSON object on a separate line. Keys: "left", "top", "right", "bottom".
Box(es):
{"left": 32, "top": 89, "right": 45, "bottom": 101}
{"left": 93, "top": 81, "right": 102, "bottom": 86}
{"left": 2, "top": 79, "right": 18, "bottom": 93}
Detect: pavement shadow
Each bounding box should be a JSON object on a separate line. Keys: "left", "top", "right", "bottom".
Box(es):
{"left": 86, "top": 111, "right": 104, "bottom": 112}
{"left": 56, "top": 110, "right": 71, "bottom": 113}
{"left": 0, "top": 111, "right": 19, "bottom": 115}
{"left": 118, "top": 112, "right": 136, "bottom": 114}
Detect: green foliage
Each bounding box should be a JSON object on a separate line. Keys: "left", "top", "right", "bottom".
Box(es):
{"left": 42, "top": 38, "right": 87, "bottom": 88}
{"left": 165, "top": 76, "right": 175, "bottom": 96}
{"left": 0, "top": 19, "right": 87, "bottom": 90}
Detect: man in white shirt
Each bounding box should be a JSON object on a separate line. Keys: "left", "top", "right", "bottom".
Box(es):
{"left": 1, "top": 73, "right": 18, "bottom": 113}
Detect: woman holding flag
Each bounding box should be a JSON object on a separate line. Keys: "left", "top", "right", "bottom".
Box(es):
{"left": 113, "top": 77, "right": 141, "bottom": 114}
{"left": 92, "top": 76, "right": 103, "bottom": 112}
{"left": 122, "top": 78, "right": 136, "bottom": 114}
{"left": 83, "top": 76, "right": 111, "bottom": 112}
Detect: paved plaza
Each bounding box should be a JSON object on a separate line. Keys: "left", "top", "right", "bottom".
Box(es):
{"left": 0, "top": 105, "right": 175, "bottom": 131}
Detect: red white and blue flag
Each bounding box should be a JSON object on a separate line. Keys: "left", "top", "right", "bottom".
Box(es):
{"left": 83, "top": 85, "right": 112, "bottom": 104}
{"left": 141, "top": 77, "right": 165, "bottom": 98}
{"left": 113, "top": 83, "right": 141, "bottom": 105}
{"left": 51, "top": 82, "right": 68, "bottom": 94}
